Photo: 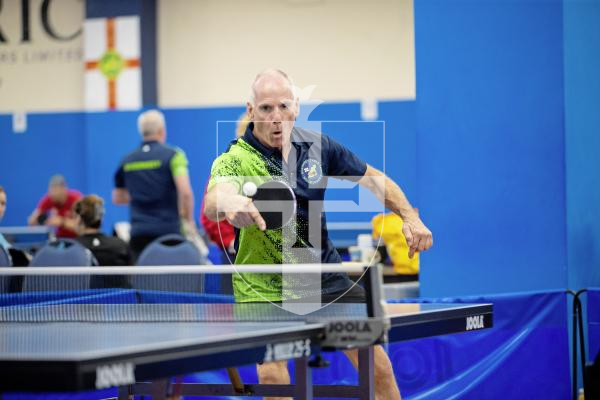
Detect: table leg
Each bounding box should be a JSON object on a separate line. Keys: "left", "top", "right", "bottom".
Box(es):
{"left": 294, "top": 357, "right": 313, "bottom": 399}
{"left": 150, "top": 379, "right": 169, "bottom": 399}
{"left": 227, "top": 367, "right": 246, "bottom": 394}
{"left": 117, "top": 385, "right": 131, "bottom": 400}
{"left": 358, "top": 347, "right": 375, "bottom": 400}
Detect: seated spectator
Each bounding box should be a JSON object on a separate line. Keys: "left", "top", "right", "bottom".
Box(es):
{"left": 0, "top": 186, "right": 31, "bottom": 267}
{"left": 28, "top": 175, "right": 82, "bottom": 238}
{"left": 73, "top": 194, "right": 131, "bottom": 266}
{"left": 0, "top": 186, "right": 10, "bottom": 251}
{"left": 371, "top": 212, "right": 420, "bottom": 276}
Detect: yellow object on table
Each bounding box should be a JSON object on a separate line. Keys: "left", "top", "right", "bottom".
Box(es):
{"left": 371, "top": 213, "right": 419, "bottom": 275}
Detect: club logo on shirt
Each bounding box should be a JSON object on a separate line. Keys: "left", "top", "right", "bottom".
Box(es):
{"left": 301, "top": 159, "right": 323, "bottom": 184}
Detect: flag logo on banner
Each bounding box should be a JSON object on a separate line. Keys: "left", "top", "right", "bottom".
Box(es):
{"left": 84, "top": 16, "right": 141, "bottom": 111}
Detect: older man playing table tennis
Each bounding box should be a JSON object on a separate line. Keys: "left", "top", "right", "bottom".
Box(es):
{"left": 204, "top": 69, "right": 432, "bottom": 400}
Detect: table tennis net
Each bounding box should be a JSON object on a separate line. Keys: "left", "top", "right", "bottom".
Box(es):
{"left": 1, "top": 271, "right": 206, "bottom": 294}
{"left": 0, "top": 269, "right": 370, "bottom": 323}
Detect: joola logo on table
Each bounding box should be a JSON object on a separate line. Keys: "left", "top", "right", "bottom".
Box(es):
{"left": 95, "top": 362, "right": 135, "bottom": 389}
{"left": 328, "top": 321, "right": 372, "bottom": 333}
{"left": 466, "top": 315, "right": 485, "bottom": 331}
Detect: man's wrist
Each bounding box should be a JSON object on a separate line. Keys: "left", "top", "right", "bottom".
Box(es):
{"left": 398, "top": 207, "right": 419, "bottom": 222}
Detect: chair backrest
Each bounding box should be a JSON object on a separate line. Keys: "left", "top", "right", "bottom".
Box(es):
{"left": 30, "top": 239, "right": 96, "bottom": 267}
{"left": 24, "top": 239, "right": 95, "bottom": 291}
{"left": 133, "top": 234, "right": 204, "bottom": 293}
{"left": 137, "top": 234, "right": 202, "bottom": 265}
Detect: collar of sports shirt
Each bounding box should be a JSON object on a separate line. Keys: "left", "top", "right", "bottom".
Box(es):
{"left": 243, "top": 123, "right": 302, "bottom": 160}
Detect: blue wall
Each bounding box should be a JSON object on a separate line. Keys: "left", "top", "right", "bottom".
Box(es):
{"left": 0, "top": 113, "right": 87, "bottom": 225}
{"left": 414, "top": 0, "right": 568, "bottom": 297}
{"left": 564, "top": 0, "right": 600, "bottom": 290}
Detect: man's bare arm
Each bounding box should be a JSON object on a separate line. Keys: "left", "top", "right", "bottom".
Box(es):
{"left": 61, "top": 216, "right": 79, "bottom": 232}
{"left": 204, "top": 183, "right": 236, "bottom": 222}
{"left": 28, "top": 209, "right": 41, "bottom": 226}
{"left": 358, "top": 164, "right": 433, "bottom": 257}
{"left": 204, "top": 183, "right": 266, "bottom": 231}
{"left": 174, "top": 174, "right": 195, "bottom": 224}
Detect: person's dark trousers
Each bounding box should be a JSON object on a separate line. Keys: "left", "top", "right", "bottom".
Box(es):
{"left": 219, "top": 250, "right": 235, "bottom": 295}
{"left": 129, "top": 235, "right": 160, "bottom": 264}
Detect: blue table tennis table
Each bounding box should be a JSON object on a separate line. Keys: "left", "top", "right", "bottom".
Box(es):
{"left": 0, "top": 226, "right": 52, "bottom": 252}
{"left": 0, "top": 266, "right": 493, "bottom": 399}
{"left": 0, "top": 303, "right": 492, "bottom": 399}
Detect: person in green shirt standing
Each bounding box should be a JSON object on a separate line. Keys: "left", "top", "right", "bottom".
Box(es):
{"left": 113, "top": 110, "right": 197, "bottom": 261}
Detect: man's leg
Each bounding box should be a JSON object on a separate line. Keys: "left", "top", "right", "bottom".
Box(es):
{"left": 256, "top": 360, "right": 291, "bottom": 400}
{"left": 344, "top": 345, "right": 401, "bottom": 400}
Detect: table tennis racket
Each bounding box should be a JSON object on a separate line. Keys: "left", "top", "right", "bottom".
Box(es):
{"left": 244, "top": 180, "right": 296, "bottom": 230}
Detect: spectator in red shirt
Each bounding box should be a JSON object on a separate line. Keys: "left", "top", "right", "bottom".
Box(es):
{"left": 200, "top": 113, "right": 250, "bottom": 263}
{"left": 200, "top": 191, "right": 236, "bottom": 256}
{"left": 28, "top": 175, "right": 82, "bottom": 238}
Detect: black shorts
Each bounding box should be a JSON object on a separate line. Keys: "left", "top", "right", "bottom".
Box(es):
{"left": 244, "top": 285, "right": 366, "bottom": 306}
{"left": 321, "top": 284, "right": 366, "bottom": 304}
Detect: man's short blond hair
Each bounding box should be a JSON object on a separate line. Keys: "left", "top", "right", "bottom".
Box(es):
{"left": 138, "top": 110, "right": 165, "bottom": 138}
{"left": 250, "top": 68, "right": 296, "bottom": 104}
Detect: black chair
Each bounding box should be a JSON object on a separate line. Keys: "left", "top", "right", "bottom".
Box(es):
{"left": 8, "top": 248, "right": 31, "bottom": 267}
{"left": 132, "top": 234, "right": 204, "bottom": 293}
{"left": 586, "top": 351, "right": 599, "bottom": 400}
{"left": 0, "top": 248, "right": 32, "bottom": 293}
{"left": 0, "top": 245, "right": 13, "bottom": 293}
{"left": 0, "top": 245, "right": 11, "bottom": 267}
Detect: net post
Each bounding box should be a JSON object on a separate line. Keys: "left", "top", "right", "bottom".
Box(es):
{"left": 117, "top": 385, "right": 131, "bottom": 399}
{"left": 363, "top": 264, "right": 385, "bottom": 318}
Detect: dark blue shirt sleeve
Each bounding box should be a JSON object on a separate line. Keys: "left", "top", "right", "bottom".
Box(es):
{"left": 325, "top": 135, "right": 368, "bottom": 180}
{"left": 114, "top": 164, "right": 125, "bottom": 189}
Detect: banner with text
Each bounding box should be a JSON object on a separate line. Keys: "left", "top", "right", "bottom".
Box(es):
{"left": 0, "top": 0, "right": 84, "bottom": 113}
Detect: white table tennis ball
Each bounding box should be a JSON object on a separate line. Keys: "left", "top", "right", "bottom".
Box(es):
{"left": 243, "top": 181, "right": 257, "bottom": 197}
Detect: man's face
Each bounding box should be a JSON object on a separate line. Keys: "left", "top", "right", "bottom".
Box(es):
{"left": 248, "top": 77, "right": 298, "bottom": 150}
{"left": 48, "top": 185, "right": 67, "bottom": 204}
{"left": 0, "top": 192, "right": 6, "bottom": 220}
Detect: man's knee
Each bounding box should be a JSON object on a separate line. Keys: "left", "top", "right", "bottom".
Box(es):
{"left": 344, "top": 346, "right": 401, "bottom": 400}
{"left": 257, "top": 361, "right": 290, "bottom": 384}
{"left": 375, "top": 362, "right": 396, "bottom": 387}
{"left": 373, "top": 346, "right": 397, "bottom": 384}
{"left": 371, "top": 346, "right": 401, "bottom": 399}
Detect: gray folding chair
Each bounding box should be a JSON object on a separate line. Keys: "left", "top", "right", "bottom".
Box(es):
{"left": 23, "top": 239, "right": 96, "bottom": 292}
{"left": 132, "top": 234, "right": 204, "bottom": 293}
